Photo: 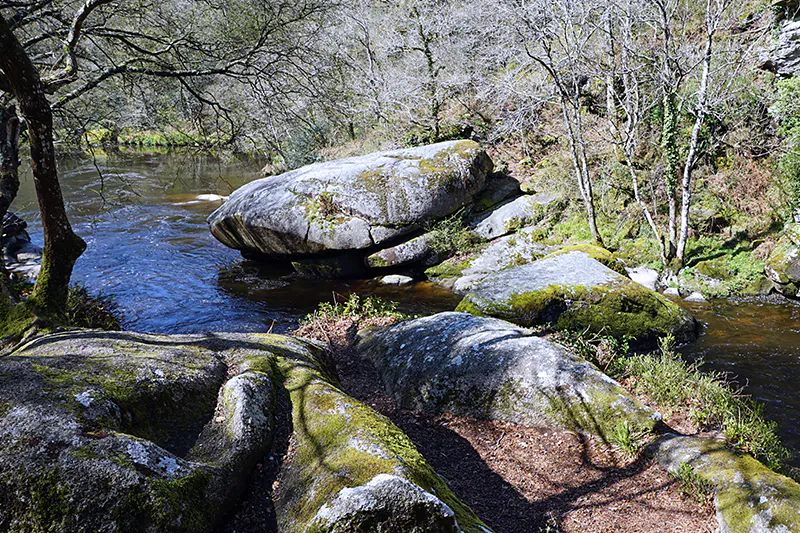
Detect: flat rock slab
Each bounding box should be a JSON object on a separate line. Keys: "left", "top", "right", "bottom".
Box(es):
{"left": 426, "top": 227, "right": 554, "bottom": 293}
{"left": 208, "top": 140, "right": 492, "bottom": 259}
{"left": 357, "top": 312, "right": 659, "bottom": 440}
{"left": 457, "top": 251, "right": 696, "bottom": 346}
{"left": 652, "top": 434, "right": 800, "bottom": 533}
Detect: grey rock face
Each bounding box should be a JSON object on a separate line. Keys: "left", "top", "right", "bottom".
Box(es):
{"left": 366, "top": 232, "right": 439, "bottom": 269}
{"left": 0, "top": 331, "right": 318, "bottom": 533}
{"left": 208, "top": 140, "right": 492, "bottom": 260}
{"left": 357, "top": 312, "right": 659, "bottom": 440}
{"left": 765, "top": 224, "right": 800, "bottom": 297}
{"left": 762, "top": 20, "right": 800, "bottom": 76}
{"left": 308, "top": 474, "right": 462, "bottom": 533}
{"left": 426, "top": 227, "right": 554, "bottom": 292}
{"left": 472, "top": 193, "right": 557, "bottom": 241}
{"left": 652, "top": 434, "right": 800, "bottom": 533}
{"left": 457, "top": 252, "right": 696, "bottom": 346}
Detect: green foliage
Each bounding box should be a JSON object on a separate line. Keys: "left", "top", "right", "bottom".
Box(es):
{"left": 622, "top": 335, "right": 790, "bottom": 471}
{"left": 301, "top": 293, "right": 407, "bottom": 325}
{"left": 770, "top": 77, "right": 800, "bottom": 213}
{"left": 425, "top": 210, "right": 479, "bottom": 255}
{"left": 66, "top": 286, "right": 122, "bottom": 330}
{"left": 679, "top": 237, "right": 768, "bottom": 298}
{"left": 611, "top": 420, "right": 647, "bottom": 457}
{"left": 672, "top": 463, "right": 715, "bottom": 507}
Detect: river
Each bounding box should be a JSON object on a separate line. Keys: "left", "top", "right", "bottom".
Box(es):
{"left": 11, "top": 150, "right": 800, "bottom": 462}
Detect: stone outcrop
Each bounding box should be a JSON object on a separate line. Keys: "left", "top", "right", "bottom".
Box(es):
{"left": 0, "top": 330, "right": 488, "bottom": 532}
{"left": 653, "top": 434, "right": 800, "bottom": 533}
{"left": 425, "top": 227, "right": 555, "bottom": 293}
{"left": 456, "top": 251, "right": 696, "bottom": 346}
{"left": 765, "top": 223, "right": 800, "bottom": 297}
{"left": 357, "top": 312, "right": 660, "bottom": 440}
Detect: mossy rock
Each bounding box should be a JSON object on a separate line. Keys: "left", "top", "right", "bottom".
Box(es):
{"left": 653, "top": 434, "right": 800, "bottom": 532}
{"left": 0, "top": 331, "right": 324, "bottom": 533}
{"left": 274, "top": 354, "right": 491, "bottom": 533}
{"left": 357, "top": 312, "right": 660, "bottom": 442}
{"left": 765, "top": 234, "right": 800, "bottom": 297}
{"left": 456, "top": 252, "right": 696, "bottom": 347}
{"left": 424, "top": 228, "right": 553, "bottom": 294}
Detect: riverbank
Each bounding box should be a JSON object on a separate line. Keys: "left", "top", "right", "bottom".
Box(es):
{"left": 292, "top": 310, "right": 717, "bottom": 532}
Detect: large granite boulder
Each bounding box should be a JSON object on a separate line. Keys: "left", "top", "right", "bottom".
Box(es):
{"left": 208, "top": 141, "right": 492, "bottom": 270}
{"left": 653, "top": 434, "right": 800, "bottom": 533}
{"left": 357, "top": 312, "right": 660, "bottom": 441}
{"left": 456, "top": 251, "right": 696, "bottom": 346}
{"left": 765, "top": 223, "right": 800, "bottom": 297}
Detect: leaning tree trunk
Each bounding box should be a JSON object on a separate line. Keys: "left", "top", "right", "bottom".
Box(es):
{"left": 0, "top": 14, "right": 86, "bottom": 315}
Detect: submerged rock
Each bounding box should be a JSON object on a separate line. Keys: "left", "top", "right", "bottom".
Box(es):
{"left": 456, "top": 251, "right": 696, "bottom": 346}
{"left": 357, "top": 312, "right": 659, "bottom": 440}
{"left": 653, "top": 434, "right": 800, "bottom": 533}
{"left": 208, "top": 140, "right": 492, "bottom": 273}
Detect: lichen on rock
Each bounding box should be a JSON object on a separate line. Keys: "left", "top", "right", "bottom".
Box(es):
{"left": 356, "top": 312, "right": 659, "bottom": 442}
{"left": 652, "top": 434, "right": 800, "bottom": 533}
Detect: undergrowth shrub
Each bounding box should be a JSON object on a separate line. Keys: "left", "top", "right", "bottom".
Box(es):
{"left": 66, "top": 285, "right": 122, "bottom": 330}
{"left": 554, "top": 330, "right": 791, "bottom": 471}
{"left": 425, "top": 210, "right": 479, "bottom": 256}
{"left": 624, "top": 335, "right": 790, "bottom": 471}
{"left": 293, "top": 294, "right": 408, "bottom": 351}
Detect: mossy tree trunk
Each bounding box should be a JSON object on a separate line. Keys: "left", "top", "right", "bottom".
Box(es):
{"left": 0, "top": 14, "right": 86, "bottom": 316}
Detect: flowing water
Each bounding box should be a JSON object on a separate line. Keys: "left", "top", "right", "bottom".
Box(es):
{"left": 12, "top": 151, "right": 800, "bottom": 461}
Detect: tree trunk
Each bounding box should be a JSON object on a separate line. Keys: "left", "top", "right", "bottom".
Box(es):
{"left": 676, "top": 12, "right": 715, "bottom": 265}
{"left": 0, "top": 104, "right": 21, "bottom": 307}
{"left": 0, "top": 14, "right": 86, "bottom": 316}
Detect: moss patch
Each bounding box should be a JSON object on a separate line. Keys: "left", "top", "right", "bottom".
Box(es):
{"left": 458, "top": 279, "right": 694, "bottom": 346}
{"left": 276, "top": 359, "right": 489, "bottom": 533}
{"left": 546, "top": 244, "right": 628, "bottom": 276}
